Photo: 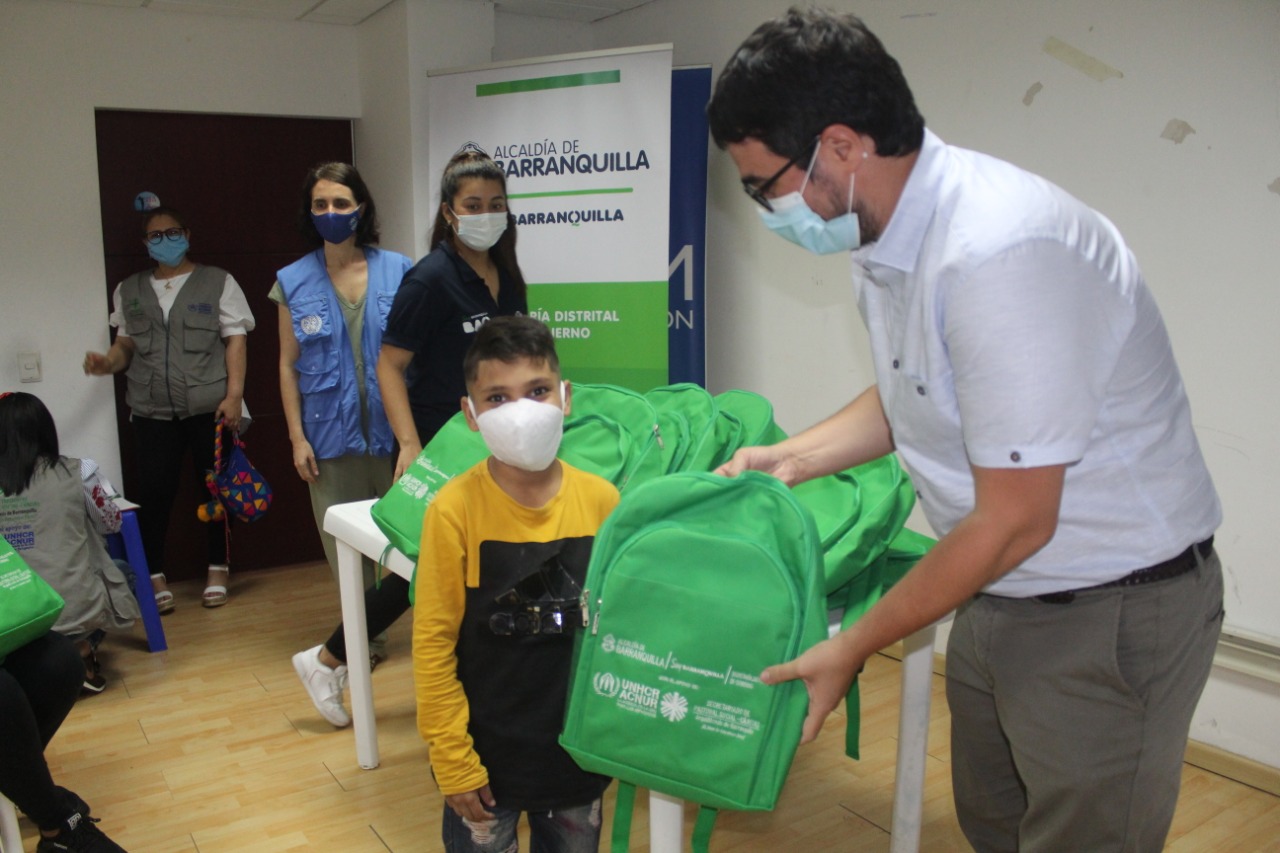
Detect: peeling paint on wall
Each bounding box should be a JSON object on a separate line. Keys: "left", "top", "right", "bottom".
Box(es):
{"left": 1160, "top": 119, "right": 1196, "bottom": 144}
{"left": 1269, "top": 178, "right": 1280, "bottom": 196}
{"left": 1023, "top": 82, "right": 1044, "bottom": 105}
{"left": 1043, "top": 36, "right": 1123, "bottom": 82}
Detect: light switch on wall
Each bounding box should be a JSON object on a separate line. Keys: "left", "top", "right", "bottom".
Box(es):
{"left": 18, "top": 351, "right": 42, "bottom": 383}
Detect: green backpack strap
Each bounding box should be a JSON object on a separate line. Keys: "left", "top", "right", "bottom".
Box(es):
{"left": 691, "top": 805, "right": 719, "bottom": 853}
{"left": 836, "top": 527, "right": 936, "bottom": 759}
{"left": 375, "top": 543, "right": 394, "bottom": 591}
{"left": 610, "top": 781, "right": 637, "bottom": 853}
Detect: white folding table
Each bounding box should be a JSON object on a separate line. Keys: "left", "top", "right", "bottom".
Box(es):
{"left": 323, "top": 498, "right": 938, "bottom": 853}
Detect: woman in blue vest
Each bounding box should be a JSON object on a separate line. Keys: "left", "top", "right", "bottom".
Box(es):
{"left": 272, "top": 163, "right": 413, "bottom": 647}
{"left": 293, "top": 146, "right": 529, "bottom": 728}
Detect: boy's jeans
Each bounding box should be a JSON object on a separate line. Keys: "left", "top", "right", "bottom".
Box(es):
{"left": 442, "top": 798, "right": 602, "bottom": 853}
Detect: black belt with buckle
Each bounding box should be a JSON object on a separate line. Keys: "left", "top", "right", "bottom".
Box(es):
{"left": 1034, "top": 536, "right": 1214, "bottom": 605}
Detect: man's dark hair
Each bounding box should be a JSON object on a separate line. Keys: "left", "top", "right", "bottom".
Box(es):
{"left": 707, "top": 7, "right": 925, "bottom": 161}
{"left": 0, "top": 391, "right": 61, "bottom": 496}
{"left": 298, "top": 162, "right": 382, "bottom": 248}
{"left": 464, "top": 316, "right": 560, "bottom": 387}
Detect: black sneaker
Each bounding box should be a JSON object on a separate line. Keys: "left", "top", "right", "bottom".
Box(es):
{"left": 81, "top": 672, "right": 107, "bottom": 694}
{"left": 81, "top": 651, "right": 106, "bottom": 695}
{"left": 35, "top": 811, "right": 127, "bottom": 852}
{"left": 54, "top": 788, "right": 91, "bottom": 820}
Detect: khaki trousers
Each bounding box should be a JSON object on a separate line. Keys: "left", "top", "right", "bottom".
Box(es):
{"left": 946, "top": 548, "right": 1223, "bottom": 852}
{"left": 307, "top": 452, "right": 395, "bottom": 657}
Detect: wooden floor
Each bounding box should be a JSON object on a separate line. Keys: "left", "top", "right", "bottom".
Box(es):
{"left": 19, "top": 560, "right": 1279, "bottom": 852}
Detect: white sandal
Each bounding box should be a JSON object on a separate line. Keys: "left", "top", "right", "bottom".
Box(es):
{"left": 202, "top": 565, "right": 229, "bottom": 608}
{"left": 151, "top": 573, "right": 175, "bottom": 614}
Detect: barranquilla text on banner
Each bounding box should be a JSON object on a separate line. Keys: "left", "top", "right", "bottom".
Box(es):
{"left": 428, "top": 46, "right": 673, "bottom": 391}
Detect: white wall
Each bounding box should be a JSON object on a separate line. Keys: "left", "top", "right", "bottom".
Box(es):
{"left": 496, "top": 0, "right": 1280, "bottom": 769}
{"left": 356, "top": 1, "right": 418, "bottom": 257}
{"left": 0, "top": 0, "right": 360, "bottom": 476}
{"left": 494, "top": 9, "right": 594, "bottom": 61}
{"left": 355, "top": 0, "right": 495, "bottom": 260}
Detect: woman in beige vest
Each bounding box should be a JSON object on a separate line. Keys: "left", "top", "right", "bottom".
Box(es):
{"left": 84, "top": 207, "right": 256, "bottom": 610}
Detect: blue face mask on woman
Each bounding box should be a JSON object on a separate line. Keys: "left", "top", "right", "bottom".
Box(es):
{"left": 758, "top": 140, "right": 862, "bottom": 255}
{"left": 148, "top": 235, "right": 189, "bottom": 267}
{"left": 312, "top": 209, "right": 361, "bottom": 245}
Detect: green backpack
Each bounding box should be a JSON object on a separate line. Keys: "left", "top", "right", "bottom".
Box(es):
{"left": 644, "top": 383, "right": 719, "bottom": 474}
{"left": 792, "top": 454, "right": 918, "bottom": 596}
{"left": 560, "top": 471, "right": 828, "bottom": 853}
{"left": 568, "top": 383, "right": 665, "bottom": 489}
{"left": 711, "top": 388, "right": 789, "bottom": 465}
{"left": 370, "top": 413, "right": 488, "bottom": 562}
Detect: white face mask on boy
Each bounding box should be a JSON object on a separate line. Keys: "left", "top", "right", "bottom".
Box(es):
{"left": 468, "top": 385, "right": 566, "bottom": 472}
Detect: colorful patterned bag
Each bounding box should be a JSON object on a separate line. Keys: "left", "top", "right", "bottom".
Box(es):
{"left": 202, "top": 422, "right": 273, "bottom": 523}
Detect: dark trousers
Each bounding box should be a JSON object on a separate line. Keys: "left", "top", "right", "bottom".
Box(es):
{"left": 0, "top": 632, "right": 84, "bottom": 829}
{"left": 323, "top": 573, "right": 411, "bottom": 664}
{"left": 132, "top": 413, "right": 227, "bottom": 574}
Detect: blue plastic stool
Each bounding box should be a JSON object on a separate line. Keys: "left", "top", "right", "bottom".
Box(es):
{"left": 105, "top": 507, "right": 167, "bottom": 653}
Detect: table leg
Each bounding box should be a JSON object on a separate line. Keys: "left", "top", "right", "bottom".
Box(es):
{"left": 337, "top": 538, "right": 378, "bottom": 769}
{"left": 649, "top": 790, "right": 684, "bottom": 853}
{"left": 890, "top": 624, "right": 937, "bottom": 853}
{"left": 1, "top": 793, "right": 22, "bottom": 853}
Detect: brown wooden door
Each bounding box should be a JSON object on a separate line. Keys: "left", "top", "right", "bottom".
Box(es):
{"left": 94, "top": 109, "right": 354, "bottom": 580}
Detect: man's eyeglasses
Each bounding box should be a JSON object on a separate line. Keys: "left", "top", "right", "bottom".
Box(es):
{"left": 145, "top": 227, "right": 186, "bottom": 245}
{"left": 741, "top": 136, "right": 819, "bottom": 211}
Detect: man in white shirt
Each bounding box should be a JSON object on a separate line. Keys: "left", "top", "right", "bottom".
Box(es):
{"left": 709, "top": 9, "right": 1222, "bottom": 851}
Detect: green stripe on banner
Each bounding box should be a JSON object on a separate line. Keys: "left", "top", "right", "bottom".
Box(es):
{"left": 509, "top": 188, "right": 634, "bottom": 200}
{"left": 477, "top": 70, "right": 621, "bottom": 97}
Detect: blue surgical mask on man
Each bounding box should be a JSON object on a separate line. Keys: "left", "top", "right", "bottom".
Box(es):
{"left": 148, "top": 235, "right": 189, "bottom": 267}
{"left": 759, "top": 140, "right": 861, "bottom": 254}
{"left": 312, "top": 209, "right": 361, "bottom": 245}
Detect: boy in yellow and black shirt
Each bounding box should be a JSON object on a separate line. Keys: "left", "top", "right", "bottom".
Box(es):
{"left": 412, "top": 316, "right": 618, "bottom": 853}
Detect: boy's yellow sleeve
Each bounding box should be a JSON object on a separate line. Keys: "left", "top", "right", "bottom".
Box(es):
{"left": 411, "top": 493, "right": 488, "bottom": 796}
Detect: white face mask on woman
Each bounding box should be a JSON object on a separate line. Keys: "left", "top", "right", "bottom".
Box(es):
{"left": 451, "top": 211, "right": 508, "bottom": 252}
{"left": 467, "top": 386, "right": 566, "bottom": 471}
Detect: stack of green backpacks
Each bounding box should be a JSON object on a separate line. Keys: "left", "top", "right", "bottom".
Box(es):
{"left": 369, "top": 382, "right": 933, "bottom": 849}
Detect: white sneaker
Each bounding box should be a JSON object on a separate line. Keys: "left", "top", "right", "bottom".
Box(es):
{"left": 292, "top": 645, "right": 351, "bottom": 728}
